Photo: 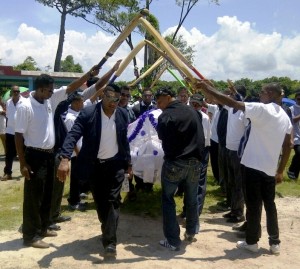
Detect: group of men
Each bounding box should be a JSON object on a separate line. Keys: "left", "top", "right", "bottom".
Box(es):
{"left": 0, "top": 62, "right": 294, "bottom": 258}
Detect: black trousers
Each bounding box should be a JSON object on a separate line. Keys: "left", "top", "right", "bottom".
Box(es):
{"left": 4, "top": 133, "right": 16, "bottom": 175}
{"left": 244, "top": 166, "right": 280, "bottom": 246}
{"left": 22, "top": 148, "right": 54, "bottom": 242}
{"left": 49, "top": 154, "right": 64, "bottom": 223}
{"left": 90, "top": 159, "right": 125, "bottom": 248}
{"left": 209, "top": 139, "right": 219, "bottom": 183}
{"left": 68, "top": 156, "right": 81, "bottom": 206}
{"left": 288, "top": 145, "right": 300, "bottom": 178}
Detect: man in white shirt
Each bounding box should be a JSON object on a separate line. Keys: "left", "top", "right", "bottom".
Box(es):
{"left": 1, "top": 86, "right": 25, "bottom": 181}
{"left": 14, "top": 65, "right": 100, "bottom": 249}
{"left": 192, "top": 80, "right": 292, "bottom": 256}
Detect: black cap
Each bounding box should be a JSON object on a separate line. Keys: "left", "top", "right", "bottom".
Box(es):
{"left": 155, "top": 87, "right": 176, "bottom": 99}
{"left": 190, "top": 93, "right": 204, "bottom": 105}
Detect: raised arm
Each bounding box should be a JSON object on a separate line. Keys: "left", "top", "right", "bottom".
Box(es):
{"left": 191, "top": 79, "right": 246, "bottom": 112}
{"left": 94, "top": 60, "right": 122, "bottom": 91}
{"left": 66, "top": 65, "right": 100, "bottom": 94}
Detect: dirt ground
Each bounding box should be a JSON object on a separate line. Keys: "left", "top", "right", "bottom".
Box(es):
{"left": 0, "top": 159, "right": 300, "bottom": 269}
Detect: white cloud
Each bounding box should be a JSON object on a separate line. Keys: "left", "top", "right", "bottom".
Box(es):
{"left": 162, "top": 16, "right": 300, "bottom": 81}
{"left": 1, "top": 16, "right": 300, "bottom": 83}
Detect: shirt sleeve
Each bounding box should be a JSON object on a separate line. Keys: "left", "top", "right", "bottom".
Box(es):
{"left": 81, "top": 84, "right": 96, "bottom": 101}
{"left": 50, "top": 86, "right": 68, "bottom": 112}
{"left": 14, "top": 104, "right": 30, "bottom": 134}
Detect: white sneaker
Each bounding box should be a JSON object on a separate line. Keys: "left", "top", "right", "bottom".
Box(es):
{"left": 237, "top": 240, "right": 258, "bottom": 253}
{"left": 270, "top": 244, "right": 280, "bottom": 255}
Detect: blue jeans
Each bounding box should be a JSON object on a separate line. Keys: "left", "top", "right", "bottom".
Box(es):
{"left": 161, "top": 158, "right": 201, "bottom": 247}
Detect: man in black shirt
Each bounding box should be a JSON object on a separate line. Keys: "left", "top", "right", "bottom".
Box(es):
{"left": 155, "top": 87, "right": 205, "bottom": 251}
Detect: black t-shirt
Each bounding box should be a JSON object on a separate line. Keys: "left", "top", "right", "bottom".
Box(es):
{"left": 157, "top": 100, "right": 205, "bottom": 161}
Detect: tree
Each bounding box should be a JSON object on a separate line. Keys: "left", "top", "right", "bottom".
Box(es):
{"left": 171, "top": 0, "right": 219, "bottom": 42}
{"left": 91, "top": 1, "right": 142, "bottom": 77}
{"left": 14, "top": 56, "right": 40, "bottom": 71}
{"left": 60, "top": 55, "right": 83, "bottom": 72}
{"left": 35, "top": 0, "right": 98, "bottom": 72}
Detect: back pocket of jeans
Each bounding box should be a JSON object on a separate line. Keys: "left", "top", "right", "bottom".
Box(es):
{"left": 162, "top": 162, "right": 183, "bottom": 182}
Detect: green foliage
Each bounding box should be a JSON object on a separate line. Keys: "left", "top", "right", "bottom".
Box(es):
{"left": 165, "top": 34, "right": 195, "bottom": 64}
{"left": 94, "top": 0, "right": 140, "bottom": 35}
{"left": 35, "top": 0, "right": 97, "bottom": 18}
{"left": 210, "top": 77, "right": 300, "bottom": 99}
{"left": 60, "top": 55, "right": 83, "bottom": 72}
{"left": 14, "top": 56, "right": 40, "bottom": 71}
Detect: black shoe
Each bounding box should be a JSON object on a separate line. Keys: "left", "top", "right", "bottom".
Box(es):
{"left": 104, "top": 245, "right": 117, "bottom": 257}
{"left": 222, "top": 212, "right": 233, "bottom": 218}
{"left": 287, "top": 170, "right": 297, "bottom": 180}
{"left": 232, "top": 221, "right": 247, "bottom": 231}
{"left": 226, "top": 215, "right": 245, "bottom": 223}
{"left": 53, "top": 215, "right": 71, "bottom": 223}
{"left": 49, "top": 224, "right": 61, "bottom": 231}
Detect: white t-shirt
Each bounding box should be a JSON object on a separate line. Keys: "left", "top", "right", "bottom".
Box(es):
{"left": 97, "top": 106, "right": 118, "bottom": 159}
{"left": 14, "top": 87, "right": 67, "bottom": 149}
{"left": 290, "top": 104, "right": 300, "bottom": 145}
{"left": 5, "top": 96, "right": 26, "bottom": 135}
{"left": 64, "top": 100, "right": 92, "bottom": 157}
{"left": 210, "top": 108, "right": 220, "bottom": 143}
{"left": 225, "top": 107, "right": 248, "bottom": 151}
{"left": 199, "top": 110, "right": 211, "bottom": 147}
{"left": 241, "top": 102, "right": 292, "bottom": 176}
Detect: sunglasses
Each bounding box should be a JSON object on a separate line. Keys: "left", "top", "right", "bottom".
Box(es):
{"left": 121, "top": 93, "right": 131, "bottom": 98}
{"left": 12, "top": 90, "right": 20, "bottom": 93}
{"left": 104, "top": 93, "right": 120, "bottom": 103}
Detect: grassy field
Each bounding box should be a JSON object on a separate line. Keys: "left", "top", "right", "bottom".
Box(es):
{"left": 0, "top": 147, "right": 300, "bottom": 232}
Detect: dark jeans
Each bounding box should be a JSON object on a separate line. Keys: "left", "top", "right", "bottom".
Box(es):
{"left": 68, "top": 156, "right": 81, "bottom": 206}
{"left": 209, "top": 139, "right": 219, "bottom": 183}
{"left": 182, "top": 147, "right": 209, "bottom": 233}
{"left": 161, "top": 158, "right": 201, "bottom": 247}
{"left": 22, "top": 148, "right": 55, "bottom": 242}
{"left": 49, "top": 154, "right": 64, "bottom": 223}
{"left": 4, "top": 133, "right": 17, "bottom": 175}
{"left": 244, "top": 166, "right": 280, "bottom": 246}
{"left": 90, "top": 159, "right": 125, "bottom": 248}
{"left": 227, "top": 150, "right": 244, "bottom": 217}
{"left": 288, "top": 144, "right": 300, "bottom": 178}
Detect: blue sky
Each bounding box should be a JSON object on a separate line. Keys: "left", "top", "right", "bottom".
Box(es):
{"left": 0, "top": 0, "right": 300, "bottom": 81}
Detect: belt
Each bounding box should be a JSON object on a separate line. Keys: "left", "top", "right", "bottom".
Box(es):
{"left": 97, "top": 157, "right": 116, "bottom": 164}
{"left": 27, "top": 146, "right": 54, "bottom": 154}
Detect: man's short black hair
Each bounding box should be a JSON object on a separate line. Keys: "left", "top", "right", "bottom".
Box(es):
{"left": 34, "top": 74, "right": 54, "bottom": 90}
{"left": 121, "top": 85, "right": 130, "bottom": 92}
{"left": 155, "top": 87, "right": 176, "bottom": 99}
{"left": 105, "top": 83, "right": 121, "bottom": 93}
{"left": 69, "top": 91, "right": 83, "bottom": 103}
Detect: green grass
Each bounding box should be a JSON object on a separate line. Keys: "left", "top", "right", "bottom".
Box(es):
{"left": 1, "top": 147, "right": 300, "bottom": 231}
